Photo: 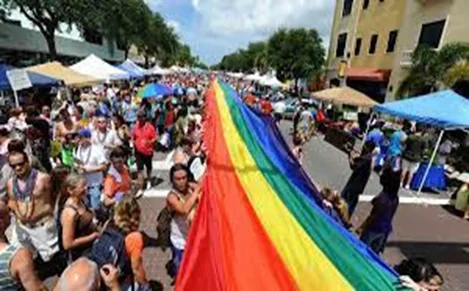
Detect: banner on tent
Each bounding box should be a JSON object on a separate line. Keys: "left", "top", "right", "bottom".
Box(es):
{"left": 6, "top": 69, "right": 32, "bottom": 91}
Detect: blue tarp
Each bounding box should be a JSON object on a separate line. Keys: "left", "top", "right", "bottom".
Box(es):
{"left": 0, "top": 64, "right": 62, "bottom": 90}
{"left": 375, "top": 90, "right": 469, "bottom": 129}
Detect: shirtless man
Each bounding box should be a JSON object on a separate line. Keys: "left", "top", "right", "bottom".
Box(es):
{"left": 6, "top": 151, "right": 59, "bottom": 263}
{"left": 0, "top": 201, "right": 47, "bottom": 290}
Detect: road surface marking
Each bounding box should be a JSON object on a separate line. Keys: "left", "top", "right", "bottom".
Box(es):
{"left": 142, "top": 189, "right": 453, "bottom": 205}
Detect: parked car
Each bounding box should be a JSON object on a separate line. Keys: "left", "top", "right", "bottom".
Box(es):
{"left": 274, "top": 97, "right": 317, "bottom": 120}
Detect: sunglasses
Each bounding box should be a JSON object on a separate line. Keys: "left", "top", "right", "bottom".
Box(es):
{"left": 9, "top": 161, "right": 26, "bottom": 169}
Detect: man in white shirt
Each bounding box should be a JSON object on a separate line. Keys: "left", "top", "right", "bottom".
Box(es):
{"left": 91, "top": 115, "right": 122, "bottom": 158}
{"left": 74, "top": 129, "right": 108, "bottom": 210}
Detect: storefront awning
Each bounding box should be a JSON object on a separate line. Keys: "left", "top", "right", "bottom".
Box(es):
{"left": 346, "top": 67, "right": 391, "bottom": 82}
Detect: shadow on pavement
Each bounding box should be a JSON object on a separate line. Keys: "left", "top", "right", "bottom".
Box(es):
{"left": 440, "top": 205, "right": 465, "bottom": 218}
{"left": 387, "top": 241, "right": 469, "bottom": 265}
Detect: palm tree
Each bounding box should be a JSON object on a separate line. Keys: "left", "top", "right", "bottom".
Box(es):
{"left": 397, "top": 43, "right": 469, "bottom": 97}
{"left": 443, "top": 60, "right": 469, "bottom": 88}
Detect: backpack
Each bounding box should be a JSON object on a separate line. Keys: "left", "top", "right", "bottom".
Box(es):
{"left": 156, "top": 192, "right": 183, "bottom": 251}
{"left": 87, "top": 225, "right": 132, "bottom": 282}
{"left": 156, "top": 206, "right": 173, "bottom": 251}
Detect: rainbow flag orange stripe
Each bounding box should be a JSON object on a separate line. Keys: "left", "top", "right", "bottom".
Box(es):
{"left": 176, "top": 81, "right": 400, "bottom": 290}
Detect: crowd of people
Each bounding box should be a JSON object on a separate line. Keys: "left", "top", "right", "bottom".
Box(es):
{"left": 0, "top": 73, "right": 445, "bottom": 291}
{"left": 0, "top": 74, "right": 208, "bottom": 290}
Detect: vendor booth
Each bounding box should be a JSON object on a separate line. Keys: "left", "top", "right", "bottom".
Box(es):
{"left": 150, "top": 65, "right": 171, "bottom": 75}
{"left": 70, "top": 54, "right": 129, "bottom": 82}
{"left": 26, "top": 61, "right": 103, "bottom": 87}
{"left": 311, "top": 87, "right": 377, "bottom": 152}
{"left": 1, "top": 64, "right": 62, "bottom": 107}
{"left": 375, "top": 90, "right": 469, "bottom": 194}
{"left": 1, "top": 64, "right": 62, "bottom": 90}
{"left": 117, "top": 59, "right": 149, "bottom": 79}
{"left": 312, "top": 86, "right": 377, "bottom": 108}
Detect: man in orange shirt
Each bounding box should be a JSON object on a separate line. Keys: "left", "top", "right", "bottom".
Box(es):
{"left": 103, "top": 147, "right": 132, "bottom": 207}
{"left": 243, "top": 93, "right": 256, "bottom": 106}
{"left": 261, "top": 97, "right": 273, "bottom": 115}
{"left": 132, "top": 111, "right": 157, "bottom": 190}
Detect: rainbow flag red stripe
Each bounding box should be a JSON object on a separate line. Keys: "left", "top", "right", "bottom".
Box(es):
{"left": 175, "top": 81, "right": 400, "bottom": 290}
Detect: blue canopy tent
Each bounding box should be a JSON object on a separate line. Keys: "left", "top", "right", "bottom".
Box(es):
{"left": 0, "top": 64, "right": 62, "bottom": 90}
{"left": 117, "top": 64, "right": 144, "bottom": 79}
{"left": 374, "top": 90, "right": 469, "bottom": 194}
{"left": 117, "top": 59, "right": 150, "bottom": 79}
{"left": 375, "top": 90, "right": 469, "bottom": 129}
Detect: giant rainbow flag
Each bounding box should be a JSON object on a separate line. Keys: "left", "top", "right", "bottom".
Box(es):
{"left": 176, "top": 80, "right": 401, "bottom": 290}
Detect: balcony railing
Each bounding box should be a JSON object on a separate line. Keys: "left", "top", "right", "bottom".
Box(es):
{"left": 400, "top": 50, "right": 413, "bottom": 67}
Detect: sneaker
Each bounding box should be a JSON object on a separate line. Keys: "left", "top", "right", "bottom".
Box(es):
{"left": 404, "top": 185, "right": 410, "bottom": 190}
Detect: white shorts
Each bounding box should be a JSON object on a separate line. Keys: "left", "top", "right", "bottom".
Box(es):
{"left": 402, "top": 159, "right": 420, "bottom": 175}
{"left": 11, "top": 218, "right": 59, "bottom": 262}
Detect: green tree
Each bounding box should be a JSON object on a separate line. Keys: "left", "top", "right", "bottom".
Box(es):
{"left": 136, "top": 12, "right": 179, "bottom": 67}
{"left": 1, "top": 0, "right": 100, "bottom": 60}
{"left": 218, "top": 49, "right": 251, "bottom": 72}
{"left": 398, "top": 43, "right": 469, "bottom": 97}
{"left": 175, "top": 44, "right": 197, "bottom": 67}
{"left": 97, "top": 0, "right": 152, "bottom": 59}
{"left": 267, "top": 28, "right": 325, "bottom": 89}
{"left": 195, "top": 61, "right": 208, "bottom": 70}
{"left": 246, "top": 41, "right": 269, "bottom": 73}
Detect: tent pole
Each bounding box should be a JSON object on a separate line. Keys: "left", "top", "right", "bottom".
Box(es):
{"left": 361, "top": 111, "right": 375, "bottom": 148}
{"left": 13, "top": 90, "right": 19, "bottom": 107}
{"left": 417, "top": 129, "right": 445, "bottom": 196}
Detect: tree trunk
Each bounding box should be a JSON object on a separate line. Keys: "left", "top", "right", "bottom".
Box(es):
{"left": 144, "top": 55, "right": 149, "bottom": 68}
{"left": 295, "top": 78, "right": 299, "bottom": 97}
{"left": 44, "top": 32, "right": 57, "bottom": 61}
{"left": 124, "top": 49, "right": 129, "bottom": 60}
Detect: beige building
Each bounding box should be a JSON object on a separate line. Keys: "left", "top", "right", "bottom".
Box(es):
{"left": 326, "top": 0, "right": 469, "bottom": 102}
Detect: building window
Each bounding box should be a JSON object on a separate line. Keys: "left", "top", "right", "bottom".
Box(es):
{"left": 386, "top": 30, "right": 398, "bottom": 53}
{"left": 355, "top": 38, "right": 362, "bottom": 56}
{"left": 369, "top": 34, "right": 378, "bottom": 54}
{"left": 363, "top": 0, "right": 370, "bottom": 9}
{"left": 418, "top": 19, "right": 446, "bottom": 49}
{"left": 336, "top": 33, "right": 347, "bottom": 57}
{"left": 342, "top": 0, "right": 353, "bottom": 17}
{"left": 83, "top": 28, "right": 103, "bottom": 45}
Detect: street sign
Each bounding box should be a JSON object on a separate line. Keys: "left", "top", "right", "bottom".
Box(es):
{"left": 6, "top": 69, "right": 32, "bottom": 91}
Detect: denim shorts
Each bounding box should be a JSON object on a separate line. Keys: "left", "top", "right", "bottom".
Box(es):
{"left": 170, "top": 245, "right": 184, "bottom": 277}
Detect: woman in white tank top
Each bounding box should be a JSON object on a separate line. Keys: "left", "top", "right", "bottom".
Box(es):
{"left": 166, "top": 164, "right": 200, "bottom": 278}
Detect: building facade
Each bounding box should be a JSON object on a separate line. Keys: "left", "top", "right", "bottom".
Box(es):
{"left": 0, "top": 8, "right": 124, "bottom": 66}
{"left": 326, "top": 0, "right": 469, "bottom": 102}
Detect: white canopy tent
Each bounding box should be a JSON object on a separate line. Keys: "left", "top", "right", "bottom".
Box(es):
{"left": 228, "top": 72, "right": 244, "bottom": 79}
{"left": 150, "top": 65, "right": 171, "bottom": 75}
{"left": 70, "top": 54, "right": 129, "bottom": 82}
{"left": 258, "top": 74, "right": 270, "bottom": 85}
{"left": 260, "top": 75, "right": 284, "bottom": 88}
{"left": 244, "top": 72, "right": 261, "bottom": 81}
{"left": 170, "top": 65, "right": 190, "bottom": 73}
